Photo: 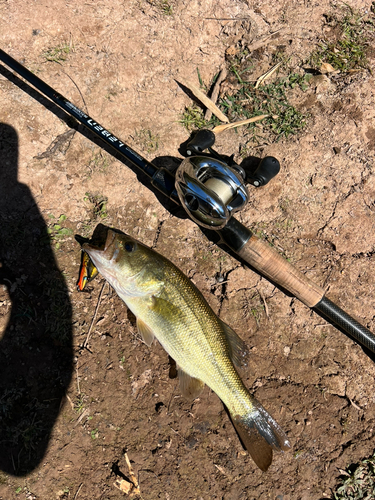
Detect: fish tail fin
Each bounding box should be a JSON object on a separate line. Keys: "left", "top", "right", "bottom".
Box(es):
{"left": 231, "top": 401, "right": 290, "bottom": 472}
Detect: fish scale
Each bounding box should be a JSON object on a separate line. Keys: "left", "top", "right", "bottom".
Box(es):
{"left": 134, "top": 266, "right": 243, "bottom": 406}
{"left": 83, "top": 229, "right": 291, "bottom": 471}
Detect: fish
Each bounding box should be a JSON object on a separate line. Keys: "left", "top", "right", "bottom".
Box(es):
{"left": 83, "top": 229, "right": 290, "bottom": 471}
{"left": 77, "top": 250, "right": 99, "bottom": 291}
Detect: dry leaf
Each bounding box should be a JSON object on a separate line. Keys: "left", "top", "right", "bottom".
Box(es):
{"left": 213, "top": 114, "right": 269, "bottom": 134}
{"left": 131, "top": 369, "right": 152, "bottom": 397}
{"left": 225, "top": 45, "right": 239, "bottom": 57}
{"left": 113, "top": 453, "right": 141, "bottom": 496}
{"left": 320, "top": 62, "right": 335, "bottom": 73}
{"left": 114, "top": 479, "right": 134, "bottom": 494}
{"left": 178, "top": 79, "right": 229, "bottom": 123}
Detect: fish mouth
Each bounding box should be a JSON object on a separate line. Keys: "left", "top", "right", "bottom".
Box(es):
{"left": 82, "top": 229, "right": 117, "bottom": 261}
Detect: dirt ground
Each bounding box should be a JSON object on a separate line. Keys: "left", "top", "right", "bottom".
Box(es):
{"left": 1, "top": 0, "right": 375, "bottom": 499}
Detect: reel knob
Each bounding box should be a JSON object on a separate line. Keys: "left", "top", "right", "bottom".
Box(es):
{"left": 186, "top": 129, "right": 215, "bottom": 155}
{"left": 175, "top": 156, "right": 249, "bottom": 229}
{"left": 248, "top": 156, "right": 280, "bottom": 187}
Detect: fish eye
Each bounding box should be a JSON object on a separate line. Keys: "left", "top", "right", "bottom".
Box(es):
{"left": 124, "top": 241, "right": 136, "bottom": 252}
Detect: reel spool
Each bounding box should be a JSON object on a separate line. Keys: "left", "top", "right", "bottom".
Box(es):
{"left": 175, "top": 156, "right": 249, "bottom": 229}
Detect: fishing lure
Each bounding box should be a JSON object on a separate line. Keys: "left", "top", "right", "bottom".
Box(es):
{"left": 77, "top": 251, "right": 99, "bottom": 291}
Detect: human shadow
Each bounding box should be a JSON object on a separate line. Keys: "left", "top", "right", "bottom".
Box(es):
{"left": 0, "top": 124, "right": 73, "bottom": 476}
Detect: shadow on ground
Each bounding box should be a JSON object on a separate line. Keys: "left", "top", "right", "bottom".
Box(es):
{"left": 0, "top": 123, "right": 73, "bottom": 476}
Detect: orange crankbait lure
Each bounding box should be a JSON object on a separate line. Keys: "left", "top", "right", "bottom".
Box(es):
{"left": 77, "top": 251, "right": 99, "bottom": 291}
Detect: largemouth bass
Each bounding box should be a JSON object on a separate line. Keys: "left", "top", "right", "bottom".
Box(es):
{"left": 83, "top": 229, "right": 290, "bottom": 471}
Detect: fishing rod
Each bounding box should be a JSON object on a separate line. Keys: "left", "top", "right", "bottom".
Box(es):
{"left": 1, "top": 47, "right": 374, "bottom": 354}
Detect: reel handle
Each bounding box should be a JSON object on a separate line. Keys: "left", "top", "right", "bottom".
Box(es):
{"left": 186, "top": 130, "right": 215, "bottom": 155}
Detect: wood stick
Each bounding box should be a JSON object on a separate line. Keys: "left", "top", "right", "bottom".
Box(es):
{"left": 178, "top": 78, "right": 229, "bottom": 123}
{"left": 213, "top": 114, "right": 268, "bottom": 134}
{"left": 204, "top": 67, "right": 227, "bottom": 121}
{"left": 82, "top": 282, "right": 106, "bottom": 349}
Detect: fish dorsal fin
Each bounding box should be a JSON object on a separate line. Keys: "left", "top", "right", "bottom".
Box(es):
{"left": 136, "top": 318, "right": 155, "bottom": 347}
{"left": 220, "top": 320, "right": 249, "bottom": 369}
{"left": 177, "top": 367, "right": 205, "bottom": 400}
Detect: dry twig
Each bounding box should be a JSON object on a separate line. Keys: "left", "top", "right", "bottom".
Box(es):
{"left": 75, "top": 408, "right": 90, "bottom": 427}
{"left": 114, "top": 452, "right": 142, "bottom": 497}
{"left": 178, "top": 78, "right": 229, "bottom": 123}
{"left": 246, "top": 28, "right": 285, "bottom": 52}
{"left": 258, "top": 289, "right": 269, "bottom": 317}
{"left": 82, "top": 281, "right": 107, "bottom": 349}
{"left": 76, "top": 363, "right": 81, "bottom": 395}
{"left": 73, "top": 483, "right": 83, "bottom": 500}
{"left": 65, "top": 393, "right": 75, "bottom": 411}
{"left": 213, "top": 114, "right": 269, "bottom": 134}
{"left": 204, "top": 67, "right": 227, "bottom": 120}
{"left": 255, "top": 61, "right": 282, "bottom": 88}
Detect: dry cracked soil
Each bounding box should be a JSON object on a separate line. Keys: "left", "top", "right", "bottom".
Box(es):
{"left": 1, "top": 0, "right": 375, "bottom": 499}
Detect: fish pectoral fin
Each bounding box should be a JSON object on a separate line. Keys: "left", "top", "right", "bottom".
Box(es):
{"left": 231, "top": 401, "right": 290, "bottom": 472}
{"left": 177, "top": 367, "right": 205, "bottom": 400}
{"left": 136, "top": 318, "right": 155, "bottom": 347}
{"left": 220, "top": 320, "right": 249, "bottom": 369}
{"left": 150, "top": 295, "right": 183, "bottom": 318}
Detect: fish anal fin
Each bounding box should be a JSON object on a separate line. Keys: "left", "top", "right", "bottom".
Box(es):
{"left": 177, "top": 367, "right": 205, "bottom": 400}
{"left": 231, "top": 402, "right": 291, "bottom": 472}
{"left": 136, "top": 318, "right": 155, "bottom": 347}
{"left": 220, "top": 321, "right": 249, "bottom": 369}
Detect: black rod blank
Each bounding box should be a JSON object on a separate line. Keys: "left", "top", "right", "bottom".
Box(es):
{"left": 0, "top": 49, "right": 159, "bottom": 180}
{"left": 314, "top": 297, "right": 375, "bottom": 353}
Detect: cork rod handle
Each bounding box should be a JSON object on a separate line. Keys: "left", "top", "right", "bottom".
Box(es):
{"left": 237, "top": 234, "right": 325, "bottom": 308}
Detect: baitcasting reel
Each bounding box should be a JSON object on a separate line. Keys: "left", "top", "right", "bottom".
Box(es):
{"left": 175, "top": 129, "right": 280, "bottom": 229}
